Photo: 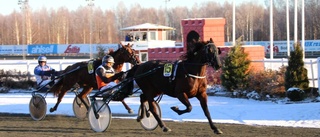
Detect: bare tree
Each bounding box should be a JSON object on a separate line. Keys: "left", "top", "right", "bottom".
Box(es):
{"left": 222, "top": 1, "right": 233, "bottom": 42}
{"left": 0, "top": 0, "right": 320, "bottom": 46}
{"left": 306, "top": 0, "right": 320, "bottom": 39}
{"left": 103, "top": 9, "right": 118, "bottom": 43}
{"left": 126, "top": 4, "right": 143, "bottom": 25}
{"left": 170, "top": 7, "right": 189, "bottom": 41}
{"left": 12, "top": 12, "right": 21, "bottom": 45}
{"left": 115, "top": 2, "right": 128, "bottom": 41}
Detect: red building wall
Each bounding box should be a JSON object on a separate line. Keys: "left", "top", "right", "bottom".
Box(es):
{"left": 148, "top": 18, "right": 226, "bottom": 61}
{"left": 147, "top": 18, "right": 265, "bottom": 86}
{"left": 181, "top": 18, "right": 226, "bottom": 47}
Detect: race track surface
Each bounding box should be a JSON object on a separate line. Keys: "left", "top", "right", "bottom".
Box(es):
{"left": 0, "top": 113, "right": 319, "bottom": 137}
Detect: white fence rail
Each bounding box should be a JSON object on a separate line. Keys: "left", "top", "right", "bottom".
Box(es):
{"left": 0, "top": 58, "right": 319, "bottom": 89}
{"left": 0, "top": 59, "right": 88, "bottom": 75}
{"left": 0, "top": 59, "right": 131, "bottom": 75}
{"left": 253, "top": 58, "right": 319, "bottom": 88}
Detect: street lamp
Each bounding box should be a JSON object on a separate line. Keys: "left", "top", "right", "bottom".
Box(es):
{"left": 86, "top": 0, "right": 94, "bottom": 59}
{"left": 18, "top": 0, "right": 28, "bottom": 60}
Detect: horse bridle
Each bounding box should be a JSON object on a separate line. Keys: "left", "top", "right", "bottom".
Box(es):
{"left": 179, "top": 43, "right": 215, "bottom": 79}
{"left": 190, "top": 43, "right": 216, "bottom": 66}
{"left": 120, "top": 47, "right": 139, "bottom": 66}
{"left": 205, "top": 43, "right": 218, "bottom": 66}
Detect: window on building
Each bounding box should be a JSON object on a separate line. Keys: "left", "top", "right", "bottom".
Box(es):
{"left": 140, "top": 52, "right": 148, "bottom": 62}
{"left": 162, "top": 31, "right": 167, "bottom": 40}
{"left": 150, "top": 32, "right": 156, "bottom": 40}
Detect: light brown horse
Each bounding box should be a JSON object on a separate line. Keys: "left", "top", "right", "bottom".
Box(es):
{"left": 49, "top": 43, "right": 140, "bottom": 113}
{"left": 131, "top": 39, "right": 223, "bottom": 134}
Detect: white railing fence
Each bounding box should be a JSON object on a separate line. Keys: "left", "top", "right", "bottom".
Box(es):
{"left": 0, "top": 59, "right": 132, "bottom": 75}
{"left": 0, "top": 59, "right": 88, "bottom": 74}
{"left": 1, "top": 58, "right": 319, "bottom": 91}
{"left": 253, "top": 58, "right": 319, "bottom": 89}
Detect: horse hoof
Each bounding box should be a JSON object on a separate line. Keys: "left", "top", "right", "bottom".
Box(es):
{"left": 162, "top": 127, "right": 171, "bottom": 132}
{"left": 128, "top": 109, "right": 134, "bottom": 114}
{"left": 136, "top": 116, "right": 141, "bottom": 122}
{"left": 170, "top": 106, "right": 178, "bottom": 111}
{"left": 49, "top": 108, "right": 55, "bottom": 113}
{"left": 170, "top": 106, "right": 183, "bottom": 115}
{"left": 214, "top": 129, "right": 223, "bottom": 134}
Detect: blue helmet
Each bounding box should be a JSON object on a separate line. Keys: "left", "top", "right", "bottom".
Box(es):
{"left": 38, "top": 56, "right": 47, "bottom": 64}
{"left": 38, "top": 55, "right": 47, "bottom": 62}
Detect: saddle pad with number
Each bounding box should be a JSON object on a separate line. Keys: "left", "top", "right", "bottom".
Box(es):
{"left": 163, "top": 63, "right": 173, "bottom": 77}
{"left": 87, "top": 60, "right": 94, "bottom": 74}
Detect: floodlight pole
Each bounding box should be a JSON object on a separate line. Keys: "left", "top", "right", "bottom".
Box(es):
{"left": 294, "top": 0, "right": 297, "bottom": 44}
{"left": 270, "top": 0, "right": 274, "bottom": 59}
{"left": 301, "top": 0, "right": 305, "bottom": 60}
{"left": 232, "top": 0, "right": 235, "bottom": 45}
{"left": 18, "top": 0, "right": 28, "bottom": 60}
{"left": 286, "top": 0, "right": 290, "bottom": 57}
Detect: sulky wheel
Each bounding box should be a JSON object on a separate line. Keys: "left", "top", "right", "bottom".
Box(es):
{"left": 29, "top": 94, "right": 47, "bottom": 121}
{"left": 73, "top": 96, "right": 90, "bottom": 120}
{"left": 88, "top": 100, "right": 112, "bottom": 132}
{"left": 139, "top": 101, "right": 161, "bottom": 131}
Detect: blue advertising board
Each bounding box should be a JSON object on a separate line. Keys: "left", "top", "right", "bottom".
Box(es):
{"left": 225, "top": 40, "right": 320, "bottom": 52}
{"left": 27, "top": 44, "right": 58, "bottom": 54}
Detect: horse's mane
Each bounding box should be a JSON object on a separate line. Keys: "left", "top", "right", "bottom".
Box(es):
{"left": 108, "top": 48, "right": 118, "bottom": 57}
{"left": 180, "top": 41, "right": 207, "bottom": 61}
{"left": 109, "top": 50, "right": 114, "bottom": 54}
{"left": 87, "top": 47, "right": 120, "bottom": 62}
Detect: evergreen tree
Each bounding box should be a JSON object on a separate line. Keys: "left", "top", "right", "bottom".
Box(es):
{"left": 221, "top": 38, "right": 251, "bottom": 92}
{"left": 95, "top": 45, "right": 107, "bottom": 59}
{"left": 284, "top": 43, "right": 309, "bottom": 91}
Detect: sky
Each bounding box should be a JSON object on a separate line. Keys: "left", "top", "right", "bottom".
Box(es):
{"left": 0, "top": 0, "right": 260, "bottom": 16}
{"left": 1, "top": 88, "right": 320, "bottom": 129}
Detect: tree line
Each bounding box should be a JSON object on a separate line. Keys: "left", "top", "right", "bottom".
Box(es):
{"left": 0, "top": 0, "right": 319, "bottom": 45}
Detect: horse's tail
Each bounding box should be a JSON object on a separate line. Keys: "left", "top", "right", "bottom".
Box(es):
{"left": 50, "top": 63, "right": 85, "bottom": 97}
{"left": 50, "top": 77, "right": 64, "bottom": 97}
{"left": 50, "top": 68, "right": 70, "bottom": 97}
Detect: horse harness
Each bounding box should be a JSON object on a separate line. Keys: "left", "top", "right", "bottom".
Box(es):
{"left": 164, "top": 60, "right": 207, "bottom": 84}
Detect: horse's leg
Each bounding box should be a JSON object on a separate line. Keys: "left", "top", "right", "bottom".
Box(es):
{"left": 170, "top": 92, "right": 192, "bottom": 115}
{"left": 196, "top": 92, "right": 223, "bottom": 134}
{"left": 148, "top": 99, "right": 171, "bottom": 132}
{"left": 77, "top": 86, "right": 93, "bottom": 110}
{"left": 50, "top": 90, "right": 67, "bottom": 112}
{"left": 136, "top": 94, "right": 146, "bottom": 122}
{"left": 121, "top": 100, "right": 134, "bottom": 114}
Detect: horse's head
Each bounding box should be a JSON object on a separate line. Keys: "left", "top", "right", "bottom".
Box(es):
{"left": 205, "top": 42, "right": 222, "bottom": 70}
{"left": 117, "top": 43, "right": 140, "bottom": 65}
{"left": 184, "top": 39, "right": 222, "bottom": 70}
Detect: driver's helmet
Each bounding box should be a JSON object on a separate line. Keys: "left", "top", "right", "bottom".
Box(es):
{"left": 102, "top": 55, "right": 115, "bottom": 66}
{"left": 38, "top": 55, "right": 47, "bottom": 64}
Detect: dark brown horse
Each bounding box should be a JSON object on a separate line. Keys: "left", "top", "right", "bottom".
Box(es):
{"left": 131, "top": 39, "right": 223, "bottom": 134}
{"left": 49, "top": 43, "right": 140, "bottom": 113}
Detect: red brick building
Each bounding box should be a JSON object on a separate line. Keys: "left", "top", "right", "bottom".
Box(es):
{"left": 122, "top": 18, "right": 265, "bottom": 84}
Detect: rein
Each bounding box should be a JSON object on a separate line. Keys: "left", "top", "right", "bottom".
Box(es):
{"left": 181, "top": 62, "right": 207, "bottom": 79}
{"left": 186, "top": 73, "right": 206, "bottom": 79}
{"left": 179, "top": 42, "right": 217, "bottom": 79}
